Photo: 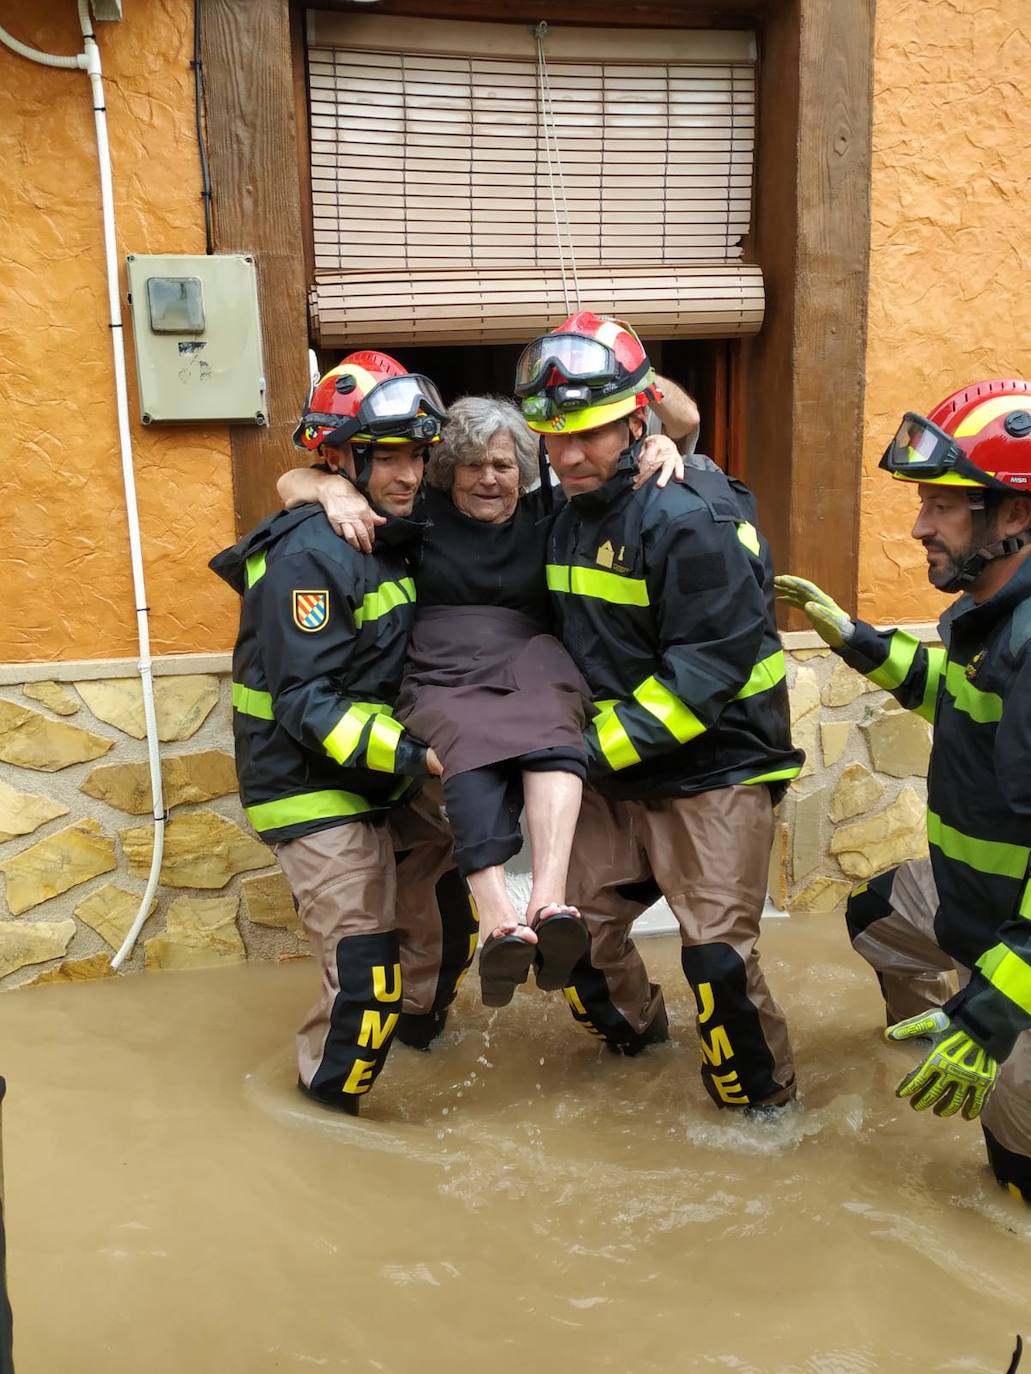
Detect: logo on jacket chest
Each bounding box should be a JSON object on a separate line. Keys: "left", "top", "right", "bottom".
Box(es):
{"left": 965, "top": 647, "right": 988, "bottom": 682}
{"left": 596, "top": 540, "right": 635, "bottom": 575}
{"left": 292, "top": 589, "right": 330, "bottom": 632}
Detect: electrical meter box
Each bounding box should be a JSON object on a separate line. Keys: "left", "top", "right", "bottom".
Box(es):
{"left": 125, "top": 253, "right": 267, "bottom": 425}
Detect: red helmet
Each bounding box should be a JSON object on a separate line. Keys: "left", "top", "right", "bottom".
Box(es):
{"left": 516, "top": 311, "right": 661, "bottom": 434}
{"left": 292, "top": 351, "right": 445, "bottom": 451}
{"left": 880, "top": 379, "right": 1031, "bottom": 493}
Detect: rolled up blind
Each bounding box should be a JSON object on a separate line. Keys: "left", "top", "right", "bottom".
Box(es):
{"left": 307, "top": 15, "right": 762, "bottom": 344}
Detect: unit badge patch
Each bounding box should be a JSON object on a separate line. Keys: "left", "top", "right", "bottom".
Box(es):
{"left": 292, "top": 589, "right": 329, "bottom": 632}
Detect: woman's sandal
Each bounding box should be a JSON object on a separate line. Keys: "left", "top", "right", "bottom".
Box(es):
{"left": 532, "top": 905, "right": 588, "bottom": 992}
{"left": 478, "top": 926, "right": 536, "bottom": 1007}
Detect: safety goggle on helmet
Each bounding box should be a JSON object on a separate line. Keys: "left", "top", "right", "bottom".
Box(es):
{"left": 293, "top": 353, "right": 447, "bottom": 452}
{"left": 880, "top": 380, "right": 1031, "bottom": 493}
{"left": 516, "top": 311, "right": 659, "bottom": 434}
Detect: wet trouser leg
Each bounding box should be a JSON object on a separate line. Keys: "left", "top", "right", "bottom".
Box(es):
{"left": 389, "top": 782, "right": 477, "bottom": 1049}
{"left": 844, "top": 860, "right": 955, "bottom": 1022}
{"left": 566, "top": 786, "right": 795, "bottom": 1105}
{"left": 275, "top": 821, "right": 401, "bottom": 1110}
{"left": 564, "top": 789, "right": 667, "bottom": 1054}
{"left": 642, "top": 785, "right": 795, "bottom": 1107}
{"left": 846, "top": 856, "right": 1031, "bottom": 1199}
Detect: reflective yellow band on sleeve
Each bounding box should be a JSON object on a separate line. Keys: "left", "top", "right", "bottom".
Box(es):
{"left": 352, "top": 577, "right": 416, "bottom": 628}
{"left": 632, "top": 676, "right": 705, "bottom": 744}
{"left": 232, "top": 681, "right": 275, "bottom": 720}
{"left": 736, "top": 521, "right": 760, "bottom": 556}
{"left": 916, "top": 646, "right": 947, "bottom": 723}
{"left": 245, "top": 551, "right": 267, "bottom": 588}
{"left": 742, "top": 766, "right": 802, "bottom": 786}
{"left": 323, "top": 704, "right": 376, "bottom": 765}
{"left": 975, "top": 944, "right": 1031, "bottom": 1017}
{"left": 943, "top": 660, "right": 1004, "bottom": 723}
{"left": 734, "top": 649, "right": 786, "bottom": 701}
{"left": 592, "top": 701, "right": 642, "bottom": 770}
{"left": 927, "top": 810, "right": 1030, "bottom": 880}
{"left": 1019, "top": 882, "right": 1031, "bottom": 920}
{"left": 867, "top": 630, "right": 921, "bottom": 691}
{"left": 245, "top": 788, "right": 378, "bottom": 832}
{"left": 546, "top": 563, "right": 649, "bottom": 607}
{"left": 367, "top": 713, "right": 404, "bottom": 772}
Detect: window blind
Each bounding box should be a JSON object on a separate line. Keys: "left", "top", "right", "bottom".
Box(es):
{"left": 307, "top": 15, "right": 763, "bottom": 346}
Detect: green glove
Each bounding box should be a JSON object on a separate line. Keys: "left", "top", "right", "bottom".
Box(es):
{"left": 773, "top": 575, "right": 855, "bottom": 648}
{"left": 886, "top": 1009, "right": 998, "bottom": 1121}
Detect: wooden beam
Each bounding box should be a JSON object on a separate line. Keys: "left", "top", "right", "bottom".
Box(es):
{"left": 742, "top": 0, "right": 873, "bottom": 623}
{"left": 788, "top": 0, "right": 874, "bottom": 616}
{"left": 202, "top": 0, "right": 311, "bottom": 534}
{"left": 307, "top": 0, "right": 766, "bottom": 27}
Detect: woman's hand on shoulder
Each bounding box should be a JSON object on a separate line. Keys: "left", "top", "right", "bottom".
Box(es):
{"left": 634, "top": 434, "right": 684, "bottom": 490}
{"left": 277, "top": 466, "right": 384, "bottom": 552}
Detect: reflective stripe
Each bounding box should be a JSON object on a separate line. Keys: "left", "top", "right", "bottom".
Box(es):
{"left": 353, "top": 576, "right": 416, "bottom": 628}
{"left": 632, "top": 676, "right": 705, "bottom": 744}
{"left": 975, "top": 944, "right": 1031, "bottom": 1017}
{"left": 943, "top": 660, "right": 1003, "bottom": 724}
{"left": 245, "top": 789, "right": 377, "bottom": 832}
{"left": 734, "top": 650, "right": 786, "bottom": 701}
{"left": 743, "top": 766, "right": 802, "bottom": 786}
{"left": 916, "top": 646, "right": 947, "bottom": 723}
{"left": 546, "top": 563, "right": 650, "bottom": 607}
{"left": 867, "top": 630, "right": 920, "bottom": 691}
{"left": 1019, "top": 882, "right": 1031, "bottom": 920}
{"left": 927, "top": 809, "right": 1030, "bottom": 880}
{"left": 736, "top": 521, "right": 760, "bottom": 556}
{"left": 323, "top": 704, "right": 376, "bottom": 765}
{"left": 592, "top": 701, "right": 641, "bottom": 770}
{"left": 245, "top": 552, "right": 267, "bottom": 588}
{"left": 232, "top": 681, "right": 274, "bottom": 720}
{"left": 367, "top": 713, "right": 403, "bottom": 772}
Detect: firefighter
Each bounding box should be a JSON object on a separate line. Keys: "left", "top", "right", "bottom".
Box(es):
{"left": 776, "top": 378, "right": 1031, "bottom": 1201}
{"left": 210, "top": 353, "right": 476, "bottom": 1114}
{"left": 516, "top": 312, "right": 804, "bottom": 1111}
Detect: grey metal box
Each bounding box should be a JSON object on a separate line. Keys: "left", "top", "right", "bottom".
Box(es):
{"left": 126, "top": 253, "right": 267, "bottom": 425}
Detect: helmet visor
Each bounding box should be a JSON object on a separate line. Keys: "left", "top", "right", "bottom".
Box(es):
{"left": 514, "top": 334, "right": 617, "bottom": 397}
{"left": 321, "top": 374, "right": 447, "bottom": 448}
{"left": 879, "top": 413, "right": 961, "bottom": 478}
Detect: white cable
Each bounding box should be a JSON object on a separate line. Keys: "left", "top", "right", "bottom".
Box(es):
{"left": 534, "top": 25, "right": 570, "bottom": 313}
{"left": 0, "top": 4, "right": 166, "bottom": 970}
{"left": 534, "top": 24, "right": 581, "bottom": 313}
{"left": 0, "top": 19, "right": 85, "bottom": 68}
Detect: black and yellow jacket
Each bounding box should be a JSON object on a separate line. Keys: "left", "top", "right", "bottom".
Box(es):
{"left": 546, "top": 449, "right": 803, "bottom": 803}
{"left": 210, "top": 503, "right": 429, "bottom": 845}
{"left": 839, "top": 556, "right": 1031, "bottom": 1060}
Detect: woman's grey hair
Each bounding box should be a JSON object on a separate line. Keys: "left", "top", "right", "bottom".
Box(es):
{"left": 427, "top": 395, "right": 539, "bottom": 494}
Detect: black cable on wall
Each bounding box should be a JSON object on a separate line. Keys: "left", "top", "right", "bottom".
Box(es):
{"left": 191, "top": 0, "right": 214, "bottom": 255}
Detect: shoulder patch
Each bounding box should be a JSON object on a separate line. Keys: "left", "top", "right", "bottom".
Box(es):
{"left": 292, "top": 589, "right": 330, "bottom": 632}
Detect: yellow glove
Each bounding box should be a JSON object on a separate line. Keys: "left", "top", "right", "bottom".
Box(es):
{"left": 886, "top": 1009, "right": 998, "bottom": 1121}
{"left": 773, "top": 575, "right": 855, "bottom": 649}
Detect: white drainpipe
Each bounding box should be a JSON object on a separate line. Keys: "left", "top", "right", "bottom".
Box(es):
{"left": 0, "top": 4, "right": 165, "bottom": 970}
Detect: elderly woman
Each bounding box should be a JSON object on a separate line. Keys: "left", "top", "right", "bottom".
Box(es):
{"left": 278, "top": 395, "right": 680, "bottom": 1006}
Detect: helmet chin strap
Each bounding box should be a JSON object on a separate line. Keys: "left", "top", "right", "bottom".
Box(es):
{"left": 948, "top": 495, "right": 1031, "bottom": 589}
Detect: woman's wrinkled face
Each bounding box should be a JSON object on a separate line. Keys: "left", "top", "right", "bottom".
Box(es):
{"left": 450, "top": 430, "right": 521, "bottom": 523}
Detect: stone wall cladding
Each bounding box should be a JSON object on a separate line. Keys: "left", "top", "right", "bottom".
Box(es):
{"left": 770, "top": 648, "right": 933, "bottom": 917}
{"left": 0, "top": 646, "right": 936, "bottom": 988}
{"left": 0, "top": 671, "right": 306, "bottom": 988}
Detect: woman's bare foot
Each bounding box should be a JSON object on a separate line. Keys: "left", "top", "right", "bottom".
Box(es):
{"left": 482, "top": 916, "right": 538, "bottom": 945}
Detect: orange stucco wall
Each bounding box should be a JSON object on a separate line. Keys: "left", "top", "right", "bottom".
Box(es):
{"left": 859, "top": 0, "right": 1031, "bottom": 625}
{"left": 0, "top": 3, "right": 238, "bottom": 663}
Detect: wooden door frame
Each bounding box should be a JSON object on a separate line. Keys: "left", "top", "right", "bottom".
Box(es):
{"left": 202, "top": 0, "right": 874, "bottom": 619}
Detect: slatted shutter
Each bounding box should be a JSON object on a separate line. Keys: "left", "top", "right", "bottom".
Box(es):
{"left": 307, "top": 14, "right": 763, "bottom": 347}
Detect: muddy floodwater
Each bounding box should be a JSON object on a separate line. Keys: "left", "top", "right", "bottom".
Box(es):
{"left": 1, "top": 915, "right": 1027, "bottom": 1373}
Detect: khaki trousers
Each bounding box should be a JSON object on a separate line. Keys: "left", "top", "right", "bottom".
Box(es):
{"left": 565, "top": 784, "right": 796, "bottom": 1108}
{"left": 274, "top": 784, "right": 474, "bottom": 1105}
{"left": 846, "top": 856, "right": 1031, "bottom": 1200}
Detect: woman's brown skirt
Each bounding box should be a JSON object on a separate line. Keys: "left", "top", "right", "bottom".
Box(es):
{"left": 395, "top": 605, "right": 589, "bottom": 778}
